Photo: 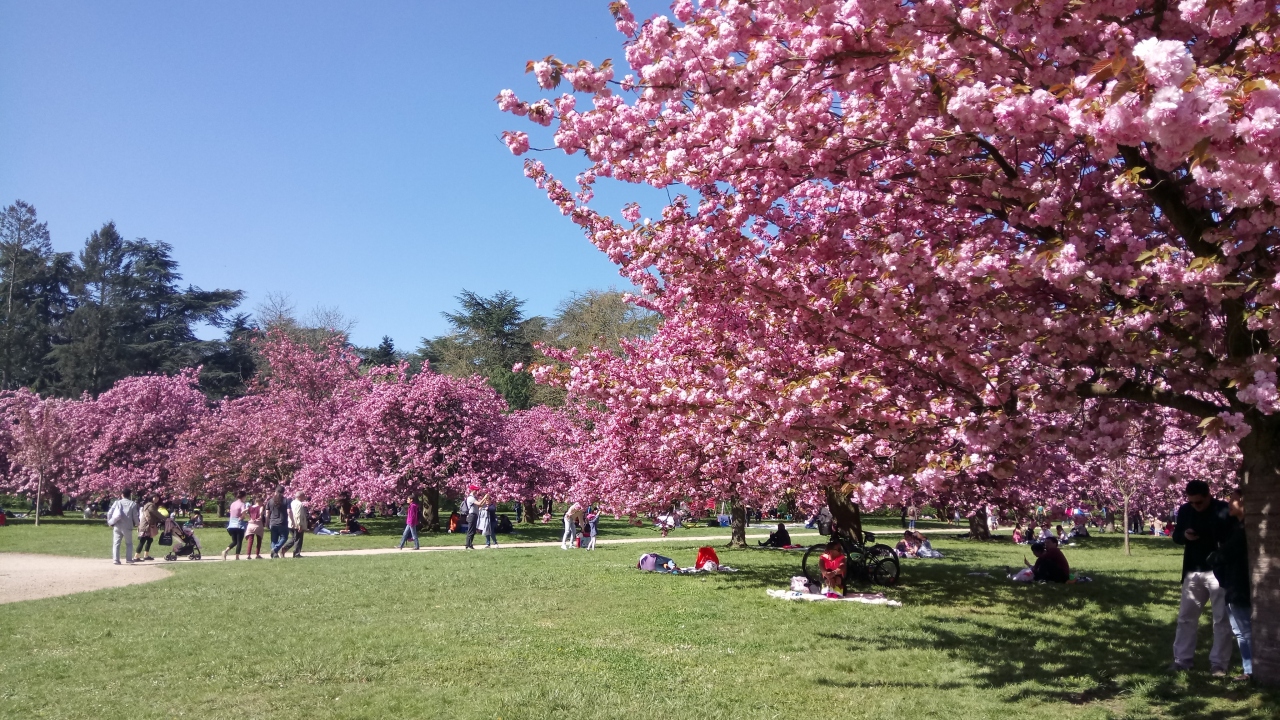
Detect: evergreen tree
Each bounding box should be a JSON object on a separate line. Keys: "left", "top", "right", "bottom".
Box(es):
{"left": 418, "top": 290, "right": 543, "bottom": 410}
{"left": 0, "top": 201, "right": 71, "bottom": 392}
{"left": 198, "top": 314, "right": 260, "bottom": 399}
{"left": 361, "top": 335, "right": 399, "bottom": 369}
{"left": 49, "top": 222, "right": 243, "bottom": 397}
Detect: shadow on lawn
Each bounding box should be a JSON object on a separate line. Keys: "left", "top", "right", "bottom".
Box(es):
{"left": 819, "top": 563, "right": 1279, "bottom": 717}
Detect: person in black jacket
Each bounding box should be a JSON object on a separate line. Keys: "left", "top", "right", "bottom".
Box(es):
{"left": 758, "top": 522, "right": 792, "bottom": 548}
{"left": 1170, "top": 480, "right": 1237, "bottom": 674}
{"left": 1213, "top": 491, "right": 1252, "bottom": 681}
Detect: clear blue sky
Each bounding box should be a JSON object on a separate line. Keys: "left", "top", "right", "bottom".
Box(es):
{"left": 0, "top": 0, "right": 671, "bottom": 348}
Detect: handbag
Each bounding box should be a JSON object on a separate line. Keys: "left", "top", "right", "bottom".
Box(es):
{"left": 158, "top": 531, "right": 173, "bottom": 546}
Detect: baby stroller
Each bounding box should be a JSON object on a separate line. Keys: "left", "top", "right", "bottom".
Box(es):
{"left": 163, "top": 522, "right": 202, "bottom": 561}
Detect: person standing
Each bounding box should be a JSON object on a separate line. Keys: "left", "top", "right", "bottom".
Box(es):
{"left": 134, "top": 494, "right": 162, "bottom": 562}
{"left": 463, "top": 486, "right": 480, "bottom": 550}
{"left": 222, "top": 490, "right": 248, "bottom": 561}
{"left": 481, "top": 495, "right": 499, "bottom": 548}
{"left": 907, "top": 504, "right": 919, "bottom": 531}
{"left": 1214, "top": 490, "right": 1252, "bottom": 682}
{"left": 561, "top": 501, "right": 584, "bottom": 549}
{"left": 398, "top": 495, "right": 422, "bottom": 550}
{"left": 107, "top": 489, "right": 141, "bottom": 565}
{"left": 281, "top": 491, "right": 308, "bottom": 558}
{"left": 1171, "top": 479, "right": 1237, "bottom": 674}
{"left": 243, "top": 494, "right": 265, "bottom": 559}
{"left": 266, "top": 487, "right": 290, "bottom": 559}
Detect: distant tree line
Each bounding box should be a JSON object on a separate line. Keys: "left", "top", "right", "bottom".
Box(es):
{"left": 0, "top": 199, "right": 659, "bottom": 407}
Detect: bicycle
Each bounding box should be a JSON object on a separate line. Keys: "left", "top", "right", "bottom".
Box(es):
{"left": 800, "top": 531, "right": 900, "bottom": 587}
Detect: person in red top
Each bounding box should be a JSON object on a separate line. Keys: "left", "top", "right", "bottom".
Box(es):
{"left": 1026, "top": 537, "right": 1070, "bottom": 583}
{"left": 819, "top": 540, "right": 847, "bottom": 597}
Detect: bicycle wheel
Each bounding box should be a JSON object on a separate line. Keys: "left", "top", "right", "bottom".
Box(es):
{"left": 800, "top": 544, "right": 826, "bottom": 584}
{"left": 870, "top": 556, "right": 900, "bottom": 586}
{"left": 868, "top": 543, "right": 897, "bottom": 560}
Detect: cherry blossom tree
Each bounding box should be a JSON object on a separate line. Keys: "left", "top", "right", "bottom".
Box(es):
{"left": 0, "top": 390, "right": 80, "bottom": 524}
{"left": 504, "top": 1, "right": 1280, "bottom": 681}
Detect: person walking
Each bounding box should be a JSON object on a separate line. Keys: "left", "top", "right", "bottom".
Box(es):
{"left": 463, "top": 486, "right": 480, "bottom": 550}
{"left": 281, "top": 491, "right": 308, "bottom": 558}
{"left": 1171, "top": 479, "right": 1237, "bottom": 674}
{"left": 266, "top": 487, "right": 290, "bottom": 559}
{"left": 222, "top": 490, "right": 248, "bottom": 561}
{"left": 561, "top": 501, "right": 584, "bottom": 549}
{"left": 1214, "top": 490, "right": 1252, "bottom": 681}
{"left": 243, "top": 493, "right": 265, "bottom": 559}
{"left": 134, "top": 494, "right": 162, "bottom": 561}
{"left": 398, "top": 495, "right": 422, "bottom": 550}
{"left": 107, "top": 489, "right": 141, "bottom": 565}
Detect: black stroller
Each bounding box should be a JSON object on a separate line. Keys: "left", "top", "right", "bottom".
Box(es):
{"left": 162, "top": 521, "right": 202, "bottom": 561}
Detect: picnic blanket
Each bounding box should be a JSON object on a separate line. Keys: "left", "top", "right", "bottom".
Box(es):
{"left": 766, "top": 589, "right": 902, "bottom": 606}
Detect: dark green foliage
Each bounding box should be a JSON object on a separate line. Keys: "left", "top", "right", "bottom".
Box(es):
{"left": 197, "top": 314, "right": 261, "bottom": 399}
{"left": 360, "top": 335, "right": 400, "bottom": 370}
{"left": 0, "top": 201, "right": 72, "bottom": 392}
{"left": 418, "top": 290, "right": 543, "bottom": 410}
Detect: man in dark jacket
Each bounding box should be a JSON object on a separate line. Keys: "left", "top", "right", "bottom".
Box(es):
{"left": 1213, "top": 491, "right": 1252, "bottom": 680}
{"left": 1170, "top": 480, "right": 1237, "bottom": 674}
{"left": 1032, "top": 536, "right": 1070, "bottom": 583}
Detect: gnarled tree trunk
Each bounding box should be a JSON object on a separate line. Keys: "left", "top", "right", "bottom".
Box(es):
{"left": 824, "top": 486, "right": 863, "bottom": 542}
{"left": 968, "top": 508, "right": 991, "bottom": 541}
{"left": 49, "top": 487, "right": 63, "bottom": 516}
{"left": 1238, "top": 420, "right": 1280, "bottom": 687}
{"left": 728, "top": 497, "right": 747, "bottom": 548}
{"left": 423, "top": 487, "right": 440, "bottom": 532}
{"left": 523, "top": 496, "right": 536, "bottom": 524}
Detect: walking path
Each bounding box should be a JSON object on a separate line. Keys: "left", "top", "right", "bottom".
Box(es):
{"left": 0, "top": 553, "right": 172, "bottom": 604}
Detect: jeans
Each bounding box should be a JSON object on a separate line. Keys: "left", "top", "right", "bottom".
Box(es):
{"left": 399, "top": 525, "right": 419, "bottom": 549}
{"left": 269, "top": 525, "right": 289, "bottom": 555}
{"left": 908, "top": 519, "right": 916, "bottom": 530}
{"left": 112, "top": 527, "right": 135, "bottom": 563}
{"left": 561, "top": 516, "right": 578, "bottom": 547}
{"left": 484, "top": 530, "right": 498, "bottom": 547}
{"left": 225, "top": 527, "right": 245, "bottom": 555}
{"left": 1228, "top": 602, "right": 1253, "bottom": 675}
{"left": 280, "top": 528, "right": 304, "bottom": 556}
{"left": 465, "top": 514, "right": 478, "bottom": 548}
{"left": 1173, "top": 570, "right": 1234, "bottom": 670}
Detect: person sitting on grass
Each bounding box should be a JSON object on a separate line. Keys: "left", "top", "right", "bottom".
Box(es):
{"left": 895, "top": 531, "right": 919, "bottom": 558}
{"left": 758, "top": 522, "right": 792, "bottom": 548}
{"left": 819, "top": 540, "right": 847, "bottom": 597}
{"left": 1012, "top": 523, "right": 1025, "bottom": 544}
{"left": 1024, "top": 537, "right": 1070, "bottom": 583}
{"left": 912, "top": 531, "right": 944, "bottom": 558}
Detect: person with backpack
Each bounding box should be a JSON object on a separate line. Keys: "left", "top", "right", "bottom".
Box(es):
{"left": 107, "top": 489, "right": 140, "bottom": 565}
{"left": 266, "top": 486, "right": 290, "bottom": 559}
{"left": 462, "top": 486, "right": 480, "bottom": 550}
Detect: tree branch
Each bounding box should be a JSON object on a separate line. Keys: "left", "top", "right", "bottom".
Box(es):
{"left": 1076, "top": 378, "right": 1226, "bottom": 418}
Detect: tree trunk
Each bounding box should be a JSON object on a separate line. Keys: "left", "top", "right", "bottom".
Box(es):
{"left": 33, "top": 470, "right": 42, "bottom": 527}
{"left": 217, "top": 497, "right": 228, "bottom": 518}
{"left": 49, "top": 487, "right": 64, "bottom": 516}
{"left": 1122, "top": 494, "right": 1131, "bottom": 556}
{"left": 824, "top": 486, "right": 863, "bottom": 542}
{"left": 1238, "top": 421, "right": 1280, "bottom": 687}
{"left": 968, "top": 509, "right": 991, "bottom": 540}
{"left": 728, "top": 497, "right": 747, "bottom": 548}
{"left": 423, "top": 487, "right": 440, "bottom": 532}
{"left": 523, "top": 496, "right": 536, "bottom": 524}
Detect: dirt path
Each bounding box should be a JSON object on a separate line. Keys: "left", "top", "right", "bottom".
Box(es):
{"left": 0, "top": 553, "right": 172, "bottom": 604}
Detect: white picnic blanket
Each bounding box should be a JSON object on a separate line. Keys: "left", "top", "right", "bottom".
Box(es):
{"left": 766, "top": 589, "right": 902, "bottom": 606}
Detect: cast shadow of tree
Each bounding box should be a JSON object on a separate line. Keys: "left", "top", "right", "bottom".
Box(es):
{"left": 816, "top": 566, "right": 1278, "bottom": 717}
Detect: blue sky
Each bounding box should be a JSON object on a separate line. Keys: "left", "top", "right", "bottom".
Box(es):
{"left": 0, "top": 0, "right": 672, "bottom": 348}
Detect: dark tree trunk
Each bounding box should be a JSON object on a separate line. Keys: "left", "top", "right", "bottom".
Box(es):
{"left": 49, "top": 487, "right": 64, "bottom": 516}
{"left": 728, "top": 497, "right": 747, "bottom": 548}
{"left": 423, "top": 487, "right": 440, "bottom": 532}
{"left": 523, "top": 496, "right": 537, "bottom": 524}
{"left": 217, "top": 497, "right": 227, "bottom": 518}
{"left": 968, "top": 509, "right": 991, "bottom": 540}
{"left": 1238, "top": 420, "right": 1280, "bottom": 687}
{"left": 824, "top": 486, "right": 863, "bottom": 542}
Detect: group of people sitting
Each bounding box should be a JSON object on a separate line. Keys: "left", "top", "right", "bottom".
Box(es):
{"left": 894, "top": 530, "right": 943, "bottom": 558}
{"left": 1010, "top": 535, "right": 1072, "bottom": 583}
{"left": 1011, "top": 521, "right": 1088, "bottom": 545}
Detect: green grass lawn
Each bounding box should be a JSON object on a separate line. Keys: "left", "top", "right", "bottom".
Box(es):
{"left": 1, "top": 530, "right": 1275, "bottom": 719}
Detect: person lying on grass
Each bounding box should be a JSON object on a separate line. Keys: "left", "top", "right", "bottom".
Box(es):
{"left": 758, "top": 522, "right": 792, "bottom": 548}
{"left": 819, "top": 540, "right": 846, "bottom": 597}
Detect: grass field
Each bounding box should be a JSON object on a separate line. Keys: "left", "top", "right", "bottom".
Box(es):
{"left": 2, "top": 528, "right": 1276, "bottom": 719}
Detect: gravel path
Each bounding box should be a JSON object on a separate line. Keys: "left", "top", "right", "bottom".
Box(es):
{"left": 0, "top": 553, "right": 172, "bottom": 604}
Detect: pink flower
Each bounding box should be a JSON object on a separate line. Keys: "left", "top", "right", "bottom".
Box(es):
{"left": 1132, "top": 38, "right": 1195, "bottom": 87}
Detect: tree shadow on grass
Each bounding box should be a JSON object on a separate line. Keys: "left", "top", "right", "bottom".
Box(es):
{"left": 816, "top": 568, "right": 1280, "bottom": 717}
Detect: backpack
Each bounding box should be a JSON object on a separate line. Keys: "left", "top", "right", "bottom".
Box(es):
{"left": 106, "top": 501, "right": 121, "bottom": 527}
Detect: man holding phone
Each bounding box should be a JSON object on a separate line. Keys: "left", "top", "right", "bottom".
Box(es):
{"left": 1170, "top": 479, "right": 1237, "bottom": 675}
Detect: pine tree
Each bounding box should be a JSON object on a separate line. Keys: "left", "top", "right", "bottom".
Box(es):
{"left": 0, "top": 201, "right": 71, "bottom": 391}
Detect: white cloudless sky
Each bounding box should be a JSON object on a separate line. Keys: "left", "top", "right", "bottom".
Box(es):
{"left": 0, "top": 0, "right": 673, "bottom": 348}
